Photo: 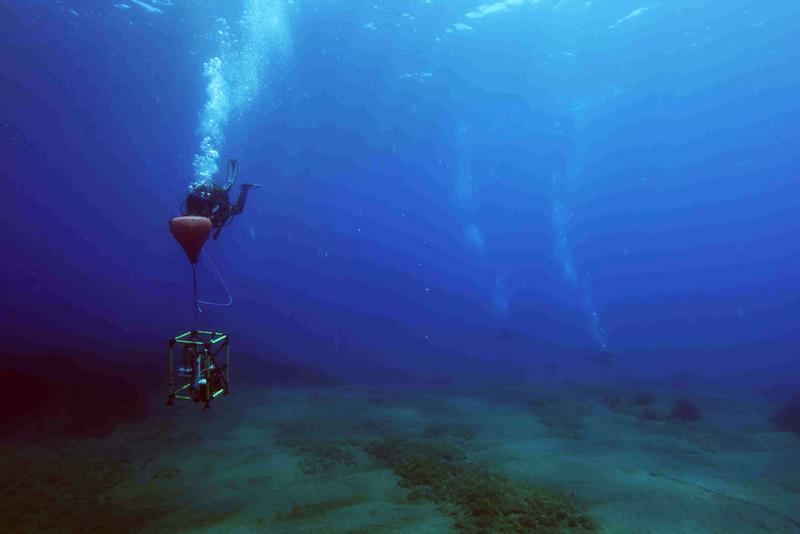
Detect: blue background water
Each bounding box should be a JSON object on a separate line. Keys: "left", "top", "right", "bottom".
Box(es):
{"left": 2, "top": 0, "right": 799, "bottom": 386}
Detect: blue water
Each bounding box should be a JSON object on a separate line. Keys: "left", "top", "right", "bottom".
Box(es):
{"left": 2, "top": 0, "right": 800, "bottom": 386}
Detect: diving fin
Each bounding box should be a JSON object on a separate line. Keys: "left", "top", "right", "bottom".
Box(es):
{"left": 223, "top": 159, "right": 239, "bottom": 191}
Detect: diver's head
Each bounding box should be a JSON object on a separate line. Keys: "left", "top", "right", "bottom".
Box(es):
{"left": 185, "top": 182, "right": 212, "bottom": 216}
{"left": 185, "top": 191, "right": 206, "bottom": 216}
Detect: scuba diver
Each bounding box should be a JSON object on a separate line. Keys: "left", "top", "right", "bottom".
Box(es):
{"left": 183, "top": 159, "right": 261, "bottom": 239}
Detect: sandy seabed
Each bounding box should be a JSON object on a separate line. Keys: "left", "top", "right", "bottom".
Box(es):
{"left": 2, "top": 382, "right": 799, "bottom": 533}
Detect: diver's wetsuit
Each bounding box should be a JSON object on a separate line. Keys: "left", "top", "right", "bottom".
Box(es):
{"left": 184, "top": 182, "right": 254, "bottom": 239}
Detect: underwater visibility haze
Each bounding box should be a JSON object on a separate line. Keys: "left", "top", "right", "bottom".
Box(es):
{"left": 2, "top": 0, "right": 800, "bottom": 532}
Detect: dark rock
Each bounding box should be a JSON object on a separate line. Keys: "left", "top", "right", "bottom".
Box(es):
{"left": 2, "top": 352, "right": 156, "bottom": 440}
{"left": 602, "top": 396, "right": 623, "bottom": 410}
{"left": 774, "top": 395, "right": 800, "bottom": 434}
{"left": 640, "top": 408, "right": 664, "bottom": 421}
{"left": 670, "top": 398, "right": 702, "bottom": 422}
{"left": 634, "top": 391, "right": 655, "bottom": 406}
{"left": 761, "top": 382, "right": 800, "bottom": 404}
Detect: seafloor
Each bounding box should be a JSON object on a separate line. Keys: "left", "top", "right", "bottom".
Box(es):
{"left": 2, "top": 382, "right": 799, "bottom": 533}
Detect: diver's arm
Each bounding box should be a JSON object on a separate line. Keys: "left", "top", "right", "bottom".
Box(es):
{"left": 231, "top": 184, "right": 255, "bottom": 215}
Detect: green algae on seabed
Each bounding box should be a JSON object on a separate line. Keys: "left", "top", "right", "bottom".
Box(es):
{"left": 364, "top": 437, "right": 597, "bottom": 533}
{"left": 530, "top": 397, "right": 594, "bottom": 440}
{"left": 0, "top": 444, "right": 132, "bottom": 532}
{"left": 422, "top": 422, "right": 478, "bottom": 441}
{"left": 278, "top": 438, "right": 362, "bottom": 476}
{"left": 285, "top": 494, "right": 370, "bottom": 522}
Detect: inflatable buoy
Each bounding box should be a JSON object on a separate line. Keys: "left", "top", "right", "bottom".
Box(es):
{"left": 169, "top": 216, "right": 212, "bottom": 265}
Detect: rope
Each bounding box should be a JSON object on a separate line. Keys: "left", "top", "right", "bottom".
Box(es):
{"left": 192, "top": 263, "right": 200, "bottom": 326}
{"left": 196, "top": 253, "right": 234, "bottom": 313}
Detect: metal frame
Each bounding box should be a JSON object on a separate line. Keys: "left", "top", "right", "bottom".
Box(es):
{"left": 167, "top": 330, "right": 230, "bottom": 409}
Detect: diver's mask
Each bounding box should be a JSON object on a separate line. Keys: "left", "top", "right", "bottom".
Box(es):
{"left": 185, "top": 182, "right": 213, "bottom": 216}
